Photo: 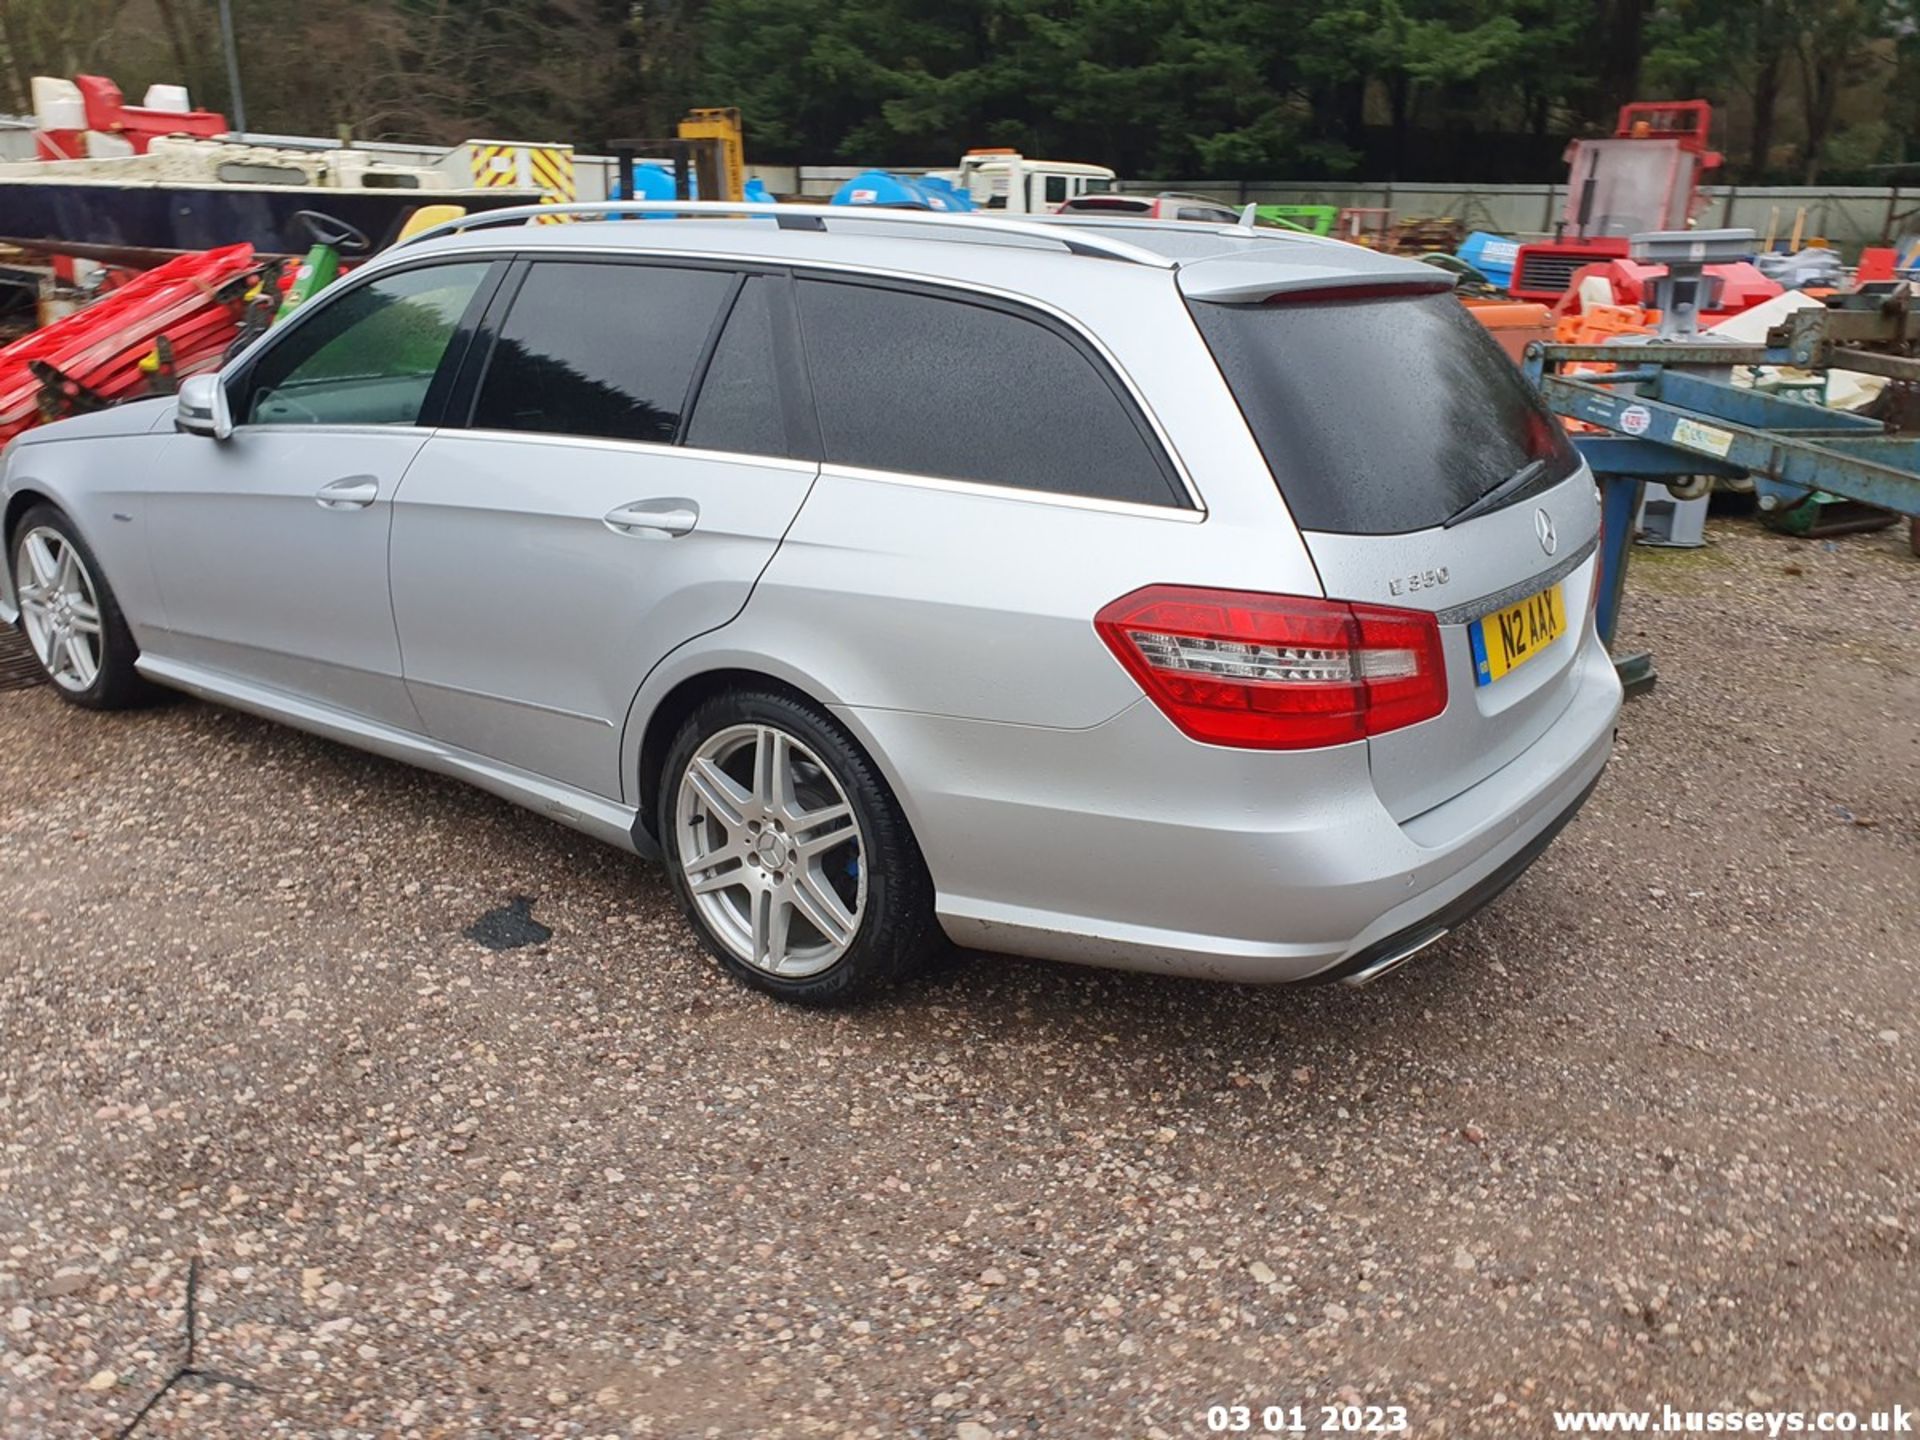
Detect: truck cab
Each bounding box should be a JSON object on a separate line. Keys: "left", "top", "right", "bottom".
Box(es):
{"left": 935, "top": 148, "right": 1116, "bottom": 215}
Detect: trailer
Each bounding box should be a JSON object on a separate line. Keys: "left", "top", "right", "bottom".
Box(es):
{"left": 1524, "top": 229, "right": 1920, "bottom": 692}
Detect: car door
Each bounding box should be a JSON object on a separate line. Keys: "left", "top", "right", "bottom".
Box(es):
{"left": 147, "top": 258, "right": 498, "bottom": 730}
{"left": 389, "top": 259, "right": 818, "bottom": 800}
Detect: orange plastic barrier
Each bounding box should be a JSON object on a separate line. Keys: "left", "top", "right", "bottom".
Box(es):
{"left": 1550, "top": 306, "right": 1658, "bottom": 432}
{"left": 1461, "top": 299, "right": 1553, "bottom": 363}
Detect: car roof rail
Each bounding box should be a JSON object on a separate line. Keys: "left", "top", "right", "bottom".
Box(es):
{"left": 1031, "top": 212, "right": 1357, "bottom": 251}
{"left": 396, "top": 199, "right": 1178, "bottom": 268}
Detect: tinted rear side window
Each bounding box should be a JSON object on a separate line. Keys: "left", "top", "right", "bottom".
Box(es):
{"left": 685, "top": 276, "right": 788, "bottom": 458}
{"left": 475, "top": 261, "right": 732, "bottom": 443}
{"left": 796, "top": 279, "right": 1182, "bottom": 507}
{"left": 1190, "top": 291, "right": 1577, "bottom": 534}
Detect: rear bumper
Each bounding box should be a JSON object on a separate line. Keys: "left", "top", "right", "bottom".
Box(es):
{"left": 842, "top": 628, "right": 1621, "bottom": 984}
{"left": 1314, "top": 766, "right": 1603, "bottom": 986}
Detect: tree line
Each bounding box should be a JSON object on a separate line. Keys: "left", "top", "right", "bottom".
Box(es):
{"left": 3, "top": 0, "right": 1917, "bottom": 183}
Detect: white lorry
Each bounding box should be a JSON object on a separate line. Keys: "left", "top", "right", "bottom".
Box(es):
{"left": 929, "top": 148, "right": 1117, "bottom": 215}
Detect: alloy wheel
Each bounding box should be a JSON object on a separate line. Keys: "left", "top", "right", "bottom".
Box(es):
{"left": 14, "top": 526, "right": 104, "bottom": 695}
{"left": 674, "top": 723, "right": 867, "bottom": 979}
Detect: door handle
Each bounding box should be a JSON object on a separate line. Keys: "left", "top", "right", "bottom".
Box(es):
{"left": 315, "top": 476, "right": 380, "bottom": 510}
{"left": 604, "top": 498, "right": 699, "bottom": 538}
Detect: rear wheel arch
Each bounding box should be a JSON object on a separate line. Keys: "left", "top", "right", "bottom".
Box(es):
{"left": 634, "top": 668, "right": 917, "bottom": 855}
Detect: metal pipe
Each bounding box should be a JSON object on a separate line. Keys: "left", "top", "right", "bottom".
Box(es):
{"left": 217, "top": 0, "right": 248, "bottom": 136}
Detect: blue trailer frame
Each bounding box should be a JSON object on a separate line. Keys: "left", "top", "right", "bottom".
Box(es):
{"left": 1522, "top": 324, "right": 1920, "bottom": 691}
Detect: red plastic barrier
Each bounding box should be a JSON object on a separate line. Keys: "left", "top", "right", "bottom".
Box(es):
{"left": 0, "top": 244, "right": 260, "bottom": 441}
{"left": 1858, "top": 247, "right": 1897, "bottom": 284}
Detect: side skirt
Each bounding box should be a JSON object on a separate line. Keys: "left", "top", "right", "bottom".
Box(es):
{"left": 136, "top": 654, "right": 658, "bottom": 859}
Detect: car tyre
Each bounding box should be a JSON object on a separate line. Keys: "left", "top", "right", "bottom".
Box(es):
{"left": 659, "top": 688, "right": 938, "bottom": 1005}
{"left": 9, "top": 503, "right": 158, "bottom": 711}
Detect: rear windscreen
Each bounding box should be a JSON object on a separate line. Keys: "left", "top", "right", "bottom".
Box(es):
{"left": 1189, "top": 290, "right": 1578, "bottom": 534}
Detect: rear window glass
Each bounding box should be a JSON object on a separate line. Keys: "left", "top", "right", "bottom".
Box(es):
{"left": 796, "top": 278, "right": 1184, "bottom": 508}
{"left": 1189, "top": 291, "right": 1577, "bottom": 534}
{"left": 685, "top": 276, "right": 788, "bottom": 459}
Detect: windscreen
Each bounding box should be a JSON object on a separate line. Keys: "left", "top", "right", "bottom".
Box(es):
{"left": 1189, "top": 290, "right": 1578, "bottom": 535}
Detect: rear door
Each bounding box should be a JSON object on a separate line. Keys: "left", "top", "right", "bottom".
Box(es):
{"left": 388, "top": 259, "right": 817, "bottom": 800}
{"left": 1183, "top": 273, "right": 1602, "bottom": 821}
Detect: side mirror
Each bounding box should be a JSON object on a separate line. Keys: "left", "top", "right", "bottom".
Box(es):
{"left": 175, "top": 373, "right": 234, "bottom": 440}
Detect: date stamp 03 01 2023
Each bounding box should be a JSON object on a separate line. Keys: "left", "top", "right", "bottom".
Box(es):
{"left": 1205, "top": 1403, "right": 1410, "bottom": 1435}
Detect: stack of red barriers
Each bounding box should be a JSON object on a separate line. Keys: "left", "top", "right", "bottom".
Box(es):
{"left": 0, "top": 244, "right": 264, "bottom": 444}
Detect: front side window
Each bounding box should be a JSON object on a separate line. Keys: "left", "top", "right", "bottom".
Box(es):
{"left": 795, "top": 278, "right": 1182, "bottom": 508}
{"left": 473, "top": 261, "right": 733, "bottom": 444}
{"left": 244, "top": 262, "right": 490, "bottom": 426}
{"left": 1044, "top": 175, "right": 1068, "bottom": 204}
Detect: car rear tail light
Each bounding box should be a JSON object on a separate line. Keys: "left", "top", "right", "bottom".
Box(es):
{"left": 1096, "top": 585, "right": 1448, "bottom": 749}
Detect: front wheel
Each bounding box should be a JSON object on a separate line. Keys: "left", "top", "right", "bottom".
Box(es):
{"left": 659, "top": 689, "right": 937, "bottom": 1005}
{"left": 10, "top": 504, "right": 156, "bottom": 710}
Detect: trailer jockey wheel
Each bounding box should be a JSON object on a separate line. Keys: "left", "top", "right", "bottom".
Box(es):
{"left": 28, "top": 360, "right": 110, "bottom": 421}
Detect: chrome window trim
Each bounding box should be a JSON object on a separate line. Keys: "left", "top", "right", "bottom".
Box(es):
{"left": 819, "top": 461, "right": 1206, "bottom": 523}
{"left": 440, "top": 427, "right": 820, "bottom": 474}
{"left": 227, "top": 423, "right": 437, "bottom": 439}
{"left": 368, "top": 241, "right": 1207, "bottom": 513}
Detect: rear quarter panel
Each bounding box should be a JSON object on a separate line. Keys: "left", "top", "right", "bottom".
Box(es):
{"left": 695, "top": 271, "right": 1322, "bottom": 730}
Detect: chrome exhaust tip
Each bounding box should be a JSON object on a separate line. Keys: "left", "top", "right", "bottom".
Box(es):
{"left": 1339, "top": 927, "right": 1449, "bottom": 988}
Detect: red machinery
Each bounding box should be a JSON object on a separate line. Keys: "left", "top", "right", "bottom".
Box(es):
{"left": 1510, "top": 101, "right": 1722, "bottom": 304}
{"left": 35, "top": 74, "right": 229, "bottom": 162}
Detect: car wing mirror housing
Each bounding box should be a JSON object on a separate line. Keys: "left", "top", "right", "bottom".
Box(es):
{"left": 175, "top": 373, "right": 235, "bottom": 440}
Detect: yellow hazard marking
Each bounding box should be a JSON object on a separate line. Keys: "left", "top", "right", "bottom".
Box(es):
{"left": 469, "top": 143, "right": 521, "bottom": 188}
{"left": 528, "top": 146, "right": 575, "bottom": 223}
{"left": 468, "top": 143, "right": 574, "bottom": 219}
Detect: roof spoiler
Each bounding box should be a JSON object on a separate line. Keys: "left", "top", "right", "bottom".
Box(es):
{"left": 1179, "top": 262, "right": 1454, "bottom": 305}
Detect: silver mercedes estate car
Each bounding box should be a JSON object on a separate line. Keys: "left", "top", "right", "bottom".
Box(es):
{"left": 1, "top": 202, "right": 1620, "bottom": 1003}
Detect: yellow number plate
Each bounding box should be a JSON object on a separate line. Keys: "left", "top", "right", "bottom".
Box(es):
{"left": 1470, "top": 583, "right": 1566, "bottom": 686}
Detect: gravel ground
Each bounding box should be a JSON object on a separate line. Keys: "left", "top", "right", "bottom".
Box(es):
{"left": 1, "top": 515, "right": 1915, "bottom": 1439}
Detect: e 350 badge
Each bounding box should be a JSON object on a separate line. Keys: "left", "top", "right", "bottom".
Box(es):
{"left": 1388, "top": 567, "right": 1449, "bottom": 597}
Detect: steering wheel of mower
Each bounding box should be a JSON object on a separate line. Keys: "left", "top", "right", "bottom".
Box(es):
{"left": 291, "top": 210, "right": 373, "bottom": 255}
